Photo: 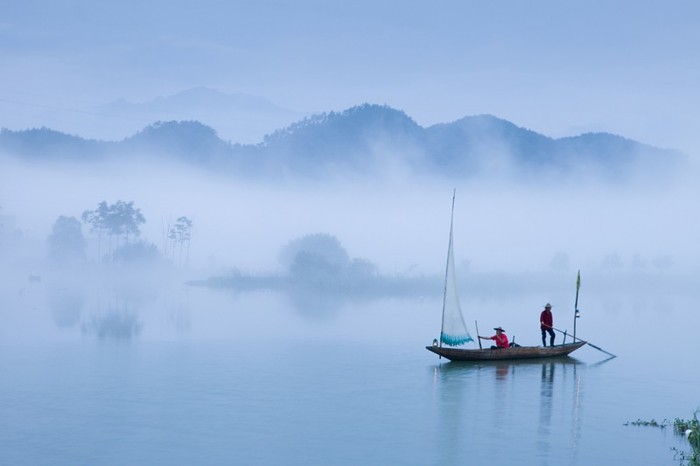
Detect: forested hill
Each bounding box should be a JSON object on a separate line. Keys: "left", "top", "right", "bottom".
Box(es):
{"left": 0, "top": 104, "right": 685, "bottom": 180}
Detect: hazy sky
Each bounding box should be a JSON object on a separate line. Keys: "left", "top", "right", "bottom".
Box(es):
{"left": 3, "top": 1, "right": 700, "bottom": 348}
{"left": 2, "top": 1, "right": 700, "bottom": 153}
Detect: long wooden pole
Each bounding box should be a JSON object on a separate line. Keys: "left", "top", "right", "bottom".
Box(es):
{"left": 551, "top": 326, "right": 617, "bottom": 358}
{"left": 475, "top": 320, "right": 482, "bottom": 349}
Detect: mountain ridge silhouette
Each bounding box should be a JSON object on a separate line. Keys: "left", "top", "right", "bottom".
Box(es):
{"left": 0, "top": 103, "right": 684, "bottom": 180}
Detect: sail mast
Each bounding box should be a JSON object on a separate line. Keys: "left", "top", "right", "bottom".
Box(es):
{"left": 573, "top": 270, "right": 581, "bottom": 340}
{"left": 439, "top": 189, "right": 457, "bottom": 348}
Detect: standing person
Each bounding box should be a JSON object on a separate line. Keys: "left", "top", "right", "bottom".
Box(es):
{"left": 479, "top": 327, "right": 509, "bottom": 349}
{"left": 540, "top": 303, "right": 555, "bottom": 346}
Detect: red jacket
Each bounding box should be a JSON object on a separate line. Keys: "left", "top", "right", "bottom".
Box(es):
{"left": 491, "top": 333, "right": 509, "bottom": 348}
{"left": 540, "top": 310, "right": 553, "bottom": 329}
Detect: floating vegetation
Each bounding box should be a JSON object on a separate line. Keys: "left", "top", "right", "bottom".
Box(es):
{"left": 626, "top": 410, "right": 699, "bottom": 466}
{"left": 624, "top": 418, "right": 669, "bottom": 428}
{"left": 672, "top": 411, "right": 699, "bottom": 466}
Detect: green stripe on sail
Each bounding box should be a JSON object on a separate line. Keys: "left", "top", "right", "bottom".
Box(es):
{"left": 441, "top": 332, "right": 474, "bottom": 346}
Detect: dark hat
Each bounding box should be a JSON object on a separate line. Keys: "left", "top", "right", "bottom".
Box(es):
{"left": 494, "top": 326, "right": 505, "bottom": 332}
{"left": 544, "top": 303, "right": 552, "bottom": 308}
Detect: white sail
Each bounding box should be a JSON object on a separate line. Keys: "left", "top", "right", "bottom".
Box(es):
{"left": 440, "top": 191, "right": 473, "bottom": 346}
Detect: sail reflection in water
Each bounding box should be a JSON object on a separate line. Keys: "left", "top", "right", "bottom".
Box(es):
{"left": 431, "top": 357, "right": 587, "bottom": 465}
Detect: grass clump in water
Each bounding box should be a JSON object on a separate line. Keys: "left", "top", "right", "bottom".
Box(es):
{"left": 625, "top": 410, "right": 699, "bottom": 466}
{"left": 672, "top": 410, "right": 700, "bottom": 466}
{"left": 624, "top": 418, "right": 669, "bottom": 428}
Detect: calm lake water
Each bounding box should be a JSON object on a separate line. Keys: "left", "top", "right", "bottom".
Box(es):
{"left": 1, "top": 275, "right": 699, "bottom": 466}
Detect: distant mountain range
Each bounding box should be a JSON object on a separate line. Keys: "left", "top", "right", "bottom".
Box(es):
{"left": 95, "top": 87, "right": 303, "bottom": 144}
{"left": 99, "top": 87, "right": 294, "bottom": 116}
{"left": 0, "top": 103, "right": 685, "bottom": 181}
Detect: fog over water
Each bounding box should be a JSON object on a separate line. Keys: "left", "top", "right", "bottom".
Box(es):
{"left": 3, "top": 143, "right": 700, "bottom": 466}
{"left": 3, "top": 152, "right": 699, "bottom": 269}
{"left": 1, "top": 148, "right": 698, "bottom": 345}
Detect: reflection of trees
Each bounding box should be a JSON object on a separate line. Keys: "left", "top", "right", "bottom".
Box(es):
{"left": 48, "top": 286, "right": 84, "bottom": 328}
{"left": 83, "top": 310, "right": 142, "bottom": 339}
{"left": 82, "top": 288, "right": 145, "bottom": 340}
{"left": 199, "top": 265, "right": 437, "bottom": 315}
{"left": 166, "top": 287, "right": 192, "bottom": 333}
{"left": 74, "top": 260, "right": 165, "bottom": 337}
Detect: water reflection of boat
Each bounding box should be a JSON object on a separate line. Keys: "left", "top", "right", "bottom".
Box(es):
{"left": 430, "top": 354, "right": 586, "bottom": 464}
{"left": 433, "top": 356, "right": 585, "bottom": 386}
{"left": 434, "top": 354, "right": 584, "bottom": 373}
{"left": 425, "top": 191, "right": 584, "bottom": 362}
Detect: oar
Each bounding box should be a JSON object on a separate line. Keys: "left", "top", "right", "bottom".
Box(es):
{"left": 551, "top": 326, "right": 617, "bottom": 358}
{"left": 475, "top": 320, "right": 482, "bottom": 349}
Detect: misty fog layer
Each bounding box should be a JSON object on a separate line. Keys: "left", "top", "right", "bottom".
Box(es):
{"left": 2, "top": 154, "right": 698, "bottom": 273}
{"left": 1, "top": 149, "right": 698, "bottom": 345}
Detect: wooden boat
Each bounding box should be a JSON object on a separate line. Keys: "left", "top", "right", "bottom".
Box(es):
{"left": 426, "top": 341, "right": 586, "bottom": 361}
{"left": 426, "top": 191, "right": 586, "bottom": 362}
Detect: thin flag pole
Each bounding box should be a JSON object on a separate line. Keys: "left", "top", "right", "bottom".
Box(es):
{"left": 573, "top": 270, "right": 581, "bottom": 340}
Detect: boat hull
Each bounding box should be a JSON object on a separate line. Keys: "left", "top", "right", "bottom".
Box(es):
{"left": 425, "top": 341, "right": 586, "bottom": 361}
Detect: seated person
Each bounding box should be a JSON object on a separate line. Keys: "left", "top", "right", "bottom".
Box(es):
{"left": 478, "top": 327, "right": 509, "bottom": 349}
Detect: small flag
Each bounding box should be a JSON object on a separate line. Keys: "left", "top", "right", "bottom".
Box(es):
{"left": 576, "top": 270, "right": 581, "bottom": 290}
